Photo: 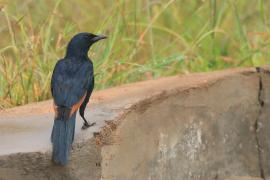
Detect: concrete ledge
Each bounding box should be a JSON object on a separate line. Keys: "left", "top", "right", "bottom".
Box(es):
{"left": 0, "top": 67, "right": 270, "bottom": 180}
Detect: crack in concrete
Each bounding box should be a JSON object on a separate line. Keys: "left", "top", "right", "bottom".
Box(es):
{"left": 255, "top": 67, "right": 265, "bottom": 180}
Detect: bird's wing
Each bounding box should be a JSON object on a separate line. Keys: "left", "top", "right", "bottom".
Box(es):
{"left": 51, "top": 59, "right": 92, "bottom": 116}
{"left": 79, "top": 76, "right": 94, "bottom": 117}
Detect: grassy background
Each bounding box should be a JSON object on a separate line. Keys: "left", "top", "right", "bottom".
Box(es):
{"left": 0, "top": 0, "right": 270, "bottom": 108}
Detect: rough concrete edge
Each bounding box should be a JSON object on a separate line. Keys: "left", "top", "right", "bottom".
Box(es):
{"left": 254, "top": 67, "right": 265, "bottom": 180}
{"left": 0, "top": 67, "right": 256, "bottom": 118}
{"left": 254, "top": 66, "right": 270, "bottom": 180}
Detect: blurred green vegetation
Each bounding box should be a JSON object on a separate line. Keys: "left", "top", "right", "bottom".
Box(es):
{"left": 0, "top": 0, "right": 270, "bottom": 108}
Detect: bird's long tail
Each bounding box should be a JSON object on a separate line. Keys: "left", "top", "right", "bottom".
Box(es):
{"left": 51, "top": 107, "right": 76, "bottom": 165}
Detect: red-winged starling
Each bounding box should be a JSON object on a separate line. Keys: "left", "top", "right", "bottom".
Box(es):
{"left": 50, "top": 32, "right": 106, "bottom": 165}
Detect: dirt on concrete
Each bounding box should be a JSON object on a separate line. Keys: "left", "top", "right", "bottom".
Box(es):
{"left": 1, "top": 67, "right": 270, "bottom": 180}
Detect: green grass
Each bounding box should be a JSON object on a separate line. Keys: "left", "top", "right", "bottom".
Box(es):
{"left": 0, "top": 0, "right": 270, "bottom": 108}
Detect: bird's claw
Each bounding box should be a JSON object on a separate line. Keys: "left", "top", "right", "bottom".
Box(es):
{"left": 81, "top": 122, "right": 96, "bottom": 130}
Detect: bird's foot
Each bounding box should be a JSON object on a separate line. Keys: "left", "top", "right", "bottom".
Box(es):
{"left": 81, "top": 122, "right": 96, "bottom": 130}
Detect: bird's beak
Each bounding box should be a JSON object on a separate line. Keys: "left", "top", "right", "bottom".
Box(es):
{"left": 92, "top": 35, "right": 107, "bottom": 42}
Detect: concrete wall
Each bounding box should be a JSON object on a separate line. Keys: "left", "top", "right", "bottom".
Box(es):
{"left": 101, "top": 72, "right": 262, "bottom": 180}
{"left": 0, "top": 68, "right": 270, "bottom": 180}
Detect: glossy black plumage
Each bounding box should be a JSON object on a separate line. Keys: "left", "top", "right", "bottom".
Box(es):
{"left": 50, "top": 32, "right": 106, "bottom": 165}
{"left": 51, "top": 58, "right": 93, "bottom": 107}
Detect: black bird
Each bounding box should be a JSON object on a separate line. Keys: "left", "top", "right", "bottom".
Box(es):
{"left": 50, "top": 32, "right": 106, "bottom": 165}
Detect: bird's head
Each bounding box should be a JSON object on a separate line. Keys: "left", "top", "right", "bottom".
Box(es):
{"left": 66, "top": 32, "right": 107, "bottom": 58}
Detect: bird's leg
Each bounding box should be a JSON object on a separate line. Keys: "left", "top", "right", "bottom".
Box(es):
{"left": 80, "top": 105, "right": 96, "bottom": 130}
{"left": 79, "top": 89, "right": 96, "bottom": 130}
{"left": 81, "top": 115, "right": 96, "bottom": 130}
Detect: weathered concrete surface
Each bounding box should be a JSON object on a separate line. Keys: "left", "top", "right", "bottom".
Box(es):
{"left": 0, "top": 67, "right": 269, "bottom": 180}
{"left": 100, "top": 70, "right": 261, "bottom": 180}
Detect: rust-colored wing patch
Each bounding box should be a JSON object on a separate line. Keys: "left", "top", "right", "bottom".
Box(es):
{"left": 53, "top": 93, "right": 87, "bottom": 119}
{"left": 69, "top": 93, "right": 86, "bottom": 117}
